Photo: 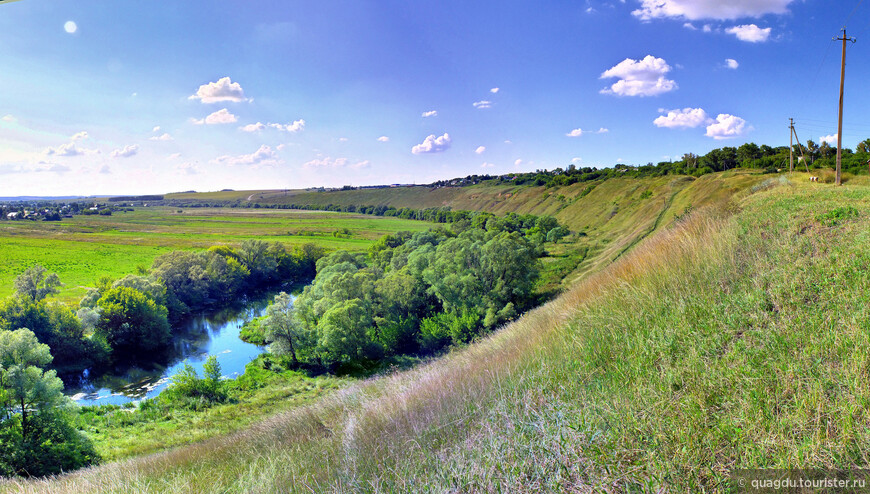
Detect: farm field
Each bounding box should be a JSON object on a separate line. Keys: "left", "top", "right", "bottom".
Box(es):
{"left": 0, "top": 207, "right": 436, "bottom": 302}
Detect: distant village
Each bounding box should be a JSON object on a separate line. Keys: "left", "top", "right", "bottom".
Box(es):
{"left": 0, "top": 201, "right": 138, "bottom": 222}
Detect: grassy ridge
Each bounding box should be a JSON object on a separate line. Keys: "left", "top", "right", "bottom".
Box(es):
{"left": 0, "top": 208, "right": 435, "bottom": 301}
{"left": 10, "top": 175, "right": 870, "bottom": 492}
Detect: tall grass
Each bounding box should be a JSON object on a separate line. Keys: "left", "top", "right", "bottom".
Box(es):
{"left": 6, "top": 180, "right": 870, "bottom": 492}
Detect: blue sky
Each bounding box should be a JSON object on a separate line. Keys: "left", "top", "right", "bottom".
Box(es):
{"left": 1, "top": 0, "right": 869, "bottom": 195}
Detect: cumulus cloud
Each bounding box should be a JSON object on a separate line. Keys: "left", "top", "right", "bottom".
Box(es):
{"left": 71, "top": 131, "right": 89, "bottom": 141}
{"left": 240, "top": 122, "right": 266, "bottom": 132}
{"left": 302, "top": 157, "right": 370, "bottom": 170}
{"left": 566, "top": 127, "right": 609, "bottom": 137}
{"left": 633, "top": 0, "right": 793, "bottom": 21}
{"left": 514, "top": 159, "right": 523, "bottom": 166}
{"left": 2, "top": 115, "right": 16, "bottom": 123}
{"left": 214, "top": 145, "right": 280, "bottom": 167}
{"left": 411, "top": 133, "right": 451, "bottom": 154}
{"left": 726, "top": 24, "right": 771, "bottom": 42}
{"left": 338, "top": 137, "right": 348, "bottom": 142}
{"left": 705, "top": 114, "right": 749, "bottom": 139}
{"left": 422, "top": 110, "right": 438, "bottom": 118}
{"left": 377, "top": 136, "right": 390, "bottom": 142}
{"left": 168, "top": 153, "right": 182, "bottom": 159}
{"left": 481, "top": 162, "right": 495, "bottom": 168}
{"left": 191, "top": 108, "right": 238, "bottom": 125}
{"left": 820, "top": 134, "right": 838, "bottom": 145}
{"left": 111, "top": 144, "right": 139, "bottom": 158}
{"left": 150, "top": 133, "right": 174, "bottom": 141}
{"left": 600, "top": 55, "right": 677, "bottom": 97}
{"left": 725, "top": 58, "right": 739, "bottom": 69}
{"left": 653, "top": 108, "right": 711, "bottom": 128}
{"left": 490, "top": 87, "right": 500, "bottom": 93}
{"left": 475, "top": 146, "right": 486, "bottom": 154}
{"left": 44, "top": 137, "right": 99, "bottom": 157}
{"left": 189, "top": 77, "right": 248, "bottom": 103}
{"left": 473, "top": 100, "right": 492, "bottom": 109}
{"left": 152, "top": 126, "right": 161, "bottom": 132}
{"left": 268, "top": 119, "right": 305, "bottom": 133}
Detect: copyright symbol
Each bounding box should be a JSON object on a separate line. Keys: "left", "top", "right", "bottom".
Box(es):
{"left": 738, "top": 478, "right": 746, "bottom": 488}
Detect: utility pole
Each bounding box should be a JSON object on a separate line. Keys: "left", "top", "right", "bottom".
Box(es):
{"left": 835, "top": 28, "right": 856, "bottom": 186}
{"left": 789, "top": 118, "right": 794, "bottom": 173}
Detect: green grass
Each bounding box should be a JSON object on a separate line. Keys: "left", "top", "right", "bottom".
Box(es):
{"left": 74, "top": 361, "right": 347, "bottom": 461}
{"left": 12, "top": 172, "right": 870, "bottom": 493}
{"left": 0, "top": 208, "right": 435, "bottom": 302}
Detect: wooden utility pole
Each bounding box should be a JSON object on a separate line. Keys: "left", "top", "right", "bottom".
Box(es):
{"left": 789, "top": 118, "right": 794, "bottom": 173}
{"left": 835, "top": 29, "right": 856, "bottom": 186}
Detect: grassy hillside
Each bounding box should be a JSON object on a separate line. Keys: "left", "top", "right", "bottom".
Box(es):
{"left": 8, "top": 173, "right": 870, "bottom": 492}
{"left": 181, "top": 171, "right": 765, "bottom": 290}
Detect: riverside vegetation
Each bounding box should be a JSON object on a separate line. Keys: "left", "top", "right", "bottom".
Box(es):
{"left": 2, "top": 172, "right": 868, "bottom": 492}
{"left": 0, "top": 205, "right": 568, "bottom": 477}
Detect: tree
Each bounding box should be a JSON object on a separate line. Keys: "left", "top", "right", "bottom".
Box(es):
{"left": 316, "top": 299, "right": 375, "bottom": 365}
{"left": 0, "top": 329, "right": 66, "bottom": 440}
{"left": 95, "top": 287, "right": 171, "bottom": 355}
{"left": 13, "top": 265, "right": 61, "bottom": 301}
{"left": 263, "top": 292, "right": 308, "bottom": 366}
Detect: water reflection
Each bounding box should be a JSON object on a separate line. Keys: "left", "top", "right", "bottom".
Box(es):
{"left": 65, "top": 293, "right": 283, "bottom": 406}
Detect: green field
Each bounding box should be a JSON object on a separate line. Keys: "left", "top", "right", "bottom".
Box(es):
{"left": 0, "top": 207, "right": 436, "bottom": 301}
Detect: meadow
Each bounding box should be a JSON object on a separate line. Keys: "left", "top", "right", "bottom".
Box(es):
{"left": 0, "top": 207, "right": 435, "bottom": 302}
{"left": 8, "top": 174, "right": 870, "bottom": 492}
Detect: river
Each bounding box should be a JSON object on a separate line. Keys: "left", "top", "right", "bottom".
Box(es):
{"left": 65, "top": 294, "right": 281, "bottom": 406}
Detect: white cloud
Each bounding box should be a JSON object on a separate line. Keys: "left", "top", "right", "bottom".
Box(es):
{"left": 703, "top": 24, "right": 713, "bottom": 32}
{"left": 820, "top": 134, "right": 838, "bottom": 145}
{"left": 566, "top": 127, "right": 609, "bottom": 137}
{"left": 514, "top": 159, "right": 523, "bottom": 166}
{"left": 168, "top": 153, "right": 182, "bottom": 159}
{"left": 240, "top": 122, "right": 266, "bottom": 132}
{"left": 725, "top": 24, "right": 771, "bottom": 42}
{"left": 600, "top": 55, "right": 677, "bottom": 97}
{"left": 338, "top": 137, "right": 348, "bottom": 142}
{"left": 150, "top": 133, "right": 174, "bottom": 141}
{"left": 705, "top": 114, "right": 749, "bottom": 139}
{"left": 571, "top": 157, "right": 583, "bottom": 163}
{"left": 725, "top": 58, "right": 739, "bottom": 69}
{"left": 152, "top": 126, "right": 161, "bottom": 132}
{"left": 1, "top": 115, "right": 16, "bottom": 123}
{"left": 377, "top": 136, "right": 390, "bottom": 142}
{"left": 481, "top": 162, "right": 495, "bottom": 168}
{"left": 422, "top": 110, "right": 438, "bottom": 118}
{"left": 44, "top": 143, "right": 91, "bottom": 157}
{"left": 490, "top": 87, "right": 500, "bottom": 94}
{"left": 683, "top": 22, "right": 697, "bottom": 30}
{"left": 411, "top": 133, "right": 451, "bottom": 154}
{"left": 302, "top": 157, "right": 370, "bottom": 170}
{"left": 191, "top": 108, "right": 238, "bottom": 125}
{"left": 34, "top": 161, "right": 71, "bottom": 174}
{"left": 475, "top": 146, "right": 486, "bottom": 154}
{"left": 214, "top": 145, "right": 280, "bottom": 167}
{"left": 266, "top": 119, "right": 305, "bottom": 133}
{"left": 653, "top": 108, "right": 711, "bottom": 128}
{"left": 504, "top": 140, "right": 512, "bottom": 144}
{"left": 473, "top": 100, "right": 492, "bottom": 109}
{"left": 189, "top": 77, "right": 248, "bottom": 103}
{"left": 633, "top": 0, "right": 793, "bottom": 21}
{"left": 71, "top": 131, "right": 89, "bottom": 141}
{"left": 64, "top": 21, "right": 77, "bottom": 34}
{"left": 111, "top": 144, "right": 139, "bottom": 158}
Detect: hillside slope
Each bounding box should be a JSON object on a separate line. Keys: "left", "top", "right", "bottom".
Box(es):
{"left": 178, "top": 171, "right": 764, "bottom": 288}
{"left": 9, "top": 174, "right": 869, "bottom": 492}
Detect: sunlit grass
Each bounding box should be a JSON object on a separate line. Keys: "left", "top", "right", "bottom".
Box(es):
{"left": 9, "top": 177, "right": 870, "bottom": 492}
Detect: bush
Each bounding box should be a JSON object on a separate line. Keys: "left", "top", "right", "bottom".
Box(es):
{"left": 0, "top": 411, "right": 100, "bottom": 477}
{"left": 163, "top": 356, "right": 228, "bottom": 409}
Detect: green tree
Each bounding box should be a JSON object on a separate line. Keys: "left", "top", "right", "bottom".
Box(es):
{"left": 0, "top": 329, "right": 66, "bottom": 440}
{"left": 263, "top": 292, "right": 308, "bottom": 366}
{"left": 95, "top": 287, "right": 171, "bottom": 355}
{"left": 13, "top": 265, "right": 62, "bottom": 301}
{"left": 316, "top": 299, "right": 375, "bottom": 365}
